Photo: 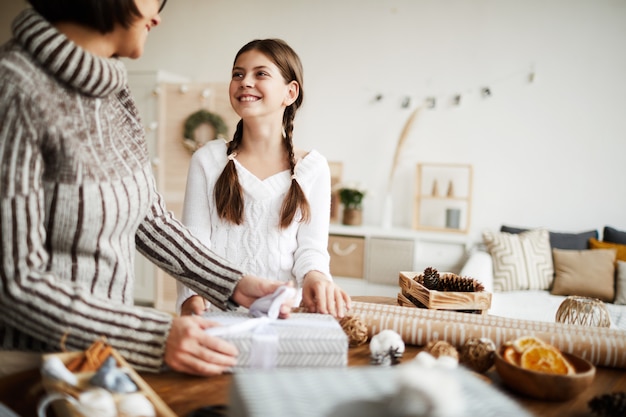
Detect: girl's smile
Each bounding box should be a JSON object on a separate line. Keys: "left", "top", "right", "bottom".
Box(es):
{"left": 229, "top": 50, "right": 298, "bottom": 120}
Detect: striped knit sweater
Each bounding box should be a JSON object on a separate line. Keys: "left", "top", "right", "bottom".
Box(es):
{"left": 0, "top": 9, "right": 243, "bottom": 372}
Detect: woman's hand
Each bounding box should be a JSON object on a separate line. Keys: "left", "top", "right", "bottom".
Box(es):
{"left": 231, "top": 274, "right": 294, "bottom": 318}
{"left": 180, "top": 295, "right": 207, "bottom": 316}
{"left": 301, "top": 272, "right": 351, "bottom": 318}
{"left": 164, "top": 316, "right": 238, "bottom": 376}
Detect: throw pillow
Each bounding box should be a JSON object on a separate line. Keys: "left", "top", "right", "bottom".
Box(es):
{"left": 603, "top": 226, "right": 626, "bottom": 245}
{"left": 483, "top": 229, "right": 553, "bottom": 292}
{"left": 550, "top": 248, "right": 616, "bottom": 302}
{"left": 500, "top": 225, "right": 598, "bottom": 250}
{"left": 589, "top": 238, "right": 626, "bottom": 262}
{"left": 616, "top": 261, "right": 626, "bottom": 305}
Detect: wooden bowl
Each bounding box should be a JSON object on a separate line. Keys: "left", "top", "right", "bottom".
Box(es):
{"left": 494, "top": 347, "right": 596, "bottom": 401}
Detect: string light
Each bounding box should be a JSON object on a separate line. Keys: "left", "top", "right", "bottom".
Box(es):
{"left": 370, "top": 64, "right": 534, "bottom": 109}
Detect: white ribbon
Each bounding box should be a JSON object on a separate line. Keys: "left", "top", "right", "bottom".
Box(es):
{"left": 249, "top": 285, "right": 300, "bottom": 319}
{"left": 206, "top": 286, "right": 299, "bottom": 337}
{"left": 249, "top": 327, "right": 279, "bottom": 369}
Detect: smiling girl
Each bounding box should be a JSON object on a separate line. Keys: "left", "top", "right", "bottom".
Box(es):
{"left": 177, "top": 39, "right": 351, "bottom": 318}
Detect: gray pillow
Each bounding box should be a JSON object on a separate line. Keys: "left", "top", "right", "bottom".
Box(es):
{"left": 604, "top": 226, "right": 626, "bottom": 245}
{"left": 500, "top": 225, "right": 598, "bottom": 250}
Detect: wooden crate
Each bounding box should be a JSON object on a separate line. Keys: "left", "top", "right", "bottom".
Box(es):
{"left": 398, "top": 271, "right": 491, "bottom": 314}
{"left": 42, "top": 348, "right": 176, "bottom": 417}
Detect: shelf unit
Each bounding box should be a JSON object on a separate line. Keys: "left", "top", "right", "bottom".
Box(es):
{"left": 413, "top": 163, "right": 473, "bottom": 234}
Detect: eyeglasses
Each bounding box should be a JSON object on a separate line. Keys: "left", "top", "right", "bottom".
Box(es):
{"left": 158, "top": 0, "right": 168, "bottom": 12}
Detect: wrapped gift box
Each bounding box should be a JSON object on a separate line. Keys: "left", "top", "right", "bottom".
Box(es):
{"left": 203, "top": 311, "right": 348, "bottom": 369}
{"left": 229, "top": 364, "right": 532, "bottom": 417}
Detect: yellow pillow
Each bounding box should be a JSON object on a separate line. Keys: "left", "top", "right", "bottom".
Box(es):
{"left": 589, "top": 238, "right": 626, "bottom": 261}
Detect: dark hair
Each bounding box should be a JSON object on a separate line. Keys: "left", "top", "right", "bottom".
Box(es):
{"left": 214, "top": 39, "right": 310, "bottom": 229}
{"left": 26, "top": 0, "right": 167, "bottom": 34}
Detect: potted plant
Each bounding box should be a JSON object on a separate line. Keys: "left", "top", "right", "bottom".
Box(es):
{"left": 338, "top": 186, "right": 366, "bottom": 226}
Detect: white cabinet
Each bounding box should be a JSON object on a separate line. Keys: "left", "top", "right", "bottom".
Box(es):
{"left": 128, "top": 71, "right": 190, "bottom": 307}
{"left": 329, "top": 224, "right": 469, "bottom": 296}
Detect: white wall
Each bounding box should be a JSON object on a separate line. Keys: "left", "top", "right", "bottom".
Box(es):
{"left": 3, "top": 0, "right": 626, "bottom": 244}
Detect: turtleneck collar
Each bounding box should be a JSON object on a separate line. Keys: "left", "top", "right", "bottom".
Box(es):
{"left": 11, "top": 8, "right": 127, "bottom": 98}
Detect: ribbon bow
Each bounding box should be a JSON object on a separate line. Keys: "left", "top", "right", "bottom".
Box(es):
{"left": 204, "top": 286, "right": 304, "bottom": 368}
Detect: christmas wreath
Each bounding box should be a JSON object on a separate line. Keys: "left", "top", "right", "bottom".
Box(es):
{"left": 182, "top": 109, "right": 228, "bottom": 153}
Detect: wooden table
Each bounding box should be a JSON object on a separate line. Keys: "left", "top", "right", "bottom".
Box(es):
{"left": 1, "top": 297, "right": 625, "bottom": 417}
{"left": 141, "top": 346, "right": 626, "bottom": 417}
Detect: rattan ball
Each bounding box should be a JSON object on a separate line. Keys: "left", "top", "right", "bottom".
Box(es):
{"left": 459, "top": 337, "right": 496, "bottom": 373}
{"left": 555, "top": 296, "right": 611, "bottom": 328}
{"left": 339, "top": 315, "right": 369, "bottom": 347}
{"left": 424, "top": 340, "right": 459, "bottom": 361}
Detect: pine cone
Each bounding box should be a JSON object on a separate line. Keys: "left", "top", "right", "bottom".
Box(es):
{"left": 470, "top": 277, "right": 485, "bottom": 292}
{"left": 439, "top": 274, "right": 485, "bottom": 292}
{"left": 422, "top": 267, "right": 440, "bottom": 290}
{"left": 589, "top": 392, "right": 626, "bottom": 417}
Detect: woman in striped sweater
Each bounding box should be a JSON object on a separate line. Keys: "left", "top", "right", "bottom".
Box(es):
{"left": 0, "top": 0, "right": 293, "bottom": 377}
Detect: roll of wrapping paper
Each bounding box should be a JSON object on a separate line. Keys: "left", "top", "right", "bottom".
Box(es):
{"left": 350, "top": 301, "right": 626, "bottom": 369}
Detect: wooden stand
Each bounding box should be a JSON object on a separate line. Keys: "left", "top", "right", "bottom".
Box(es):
{"left": 398, "top": 271, "right": 491, "bottom": 314}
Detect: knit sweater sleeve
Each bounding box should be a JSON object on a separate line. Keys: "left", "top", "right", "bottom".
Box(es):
{"left": 0, "top": 80, "right": 175, "bottom": 372}
{"left": 292, "top": 151, "right": 333, "bottom": 284}
{"left": 135, "top": 178, "right": 242, "bottom": 311}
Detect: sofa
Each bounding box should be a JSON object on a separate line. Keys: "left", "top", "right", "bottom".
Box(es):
{"left": 459, "top": 225, "right": 626, "bottom": 331}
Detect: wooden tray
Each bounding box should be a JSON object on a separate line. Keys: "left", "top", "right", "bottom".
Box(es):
{"left": 398, "top": 271, "right": 491, "bottom": 314}
{"left": 42, "top": 348, "right": 176, "bottom": 417}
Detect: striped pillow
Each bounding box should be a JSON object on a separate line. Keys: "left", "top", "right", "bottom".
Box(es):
{"left": 483, "top": 229, "right": 554, "bottom": 291}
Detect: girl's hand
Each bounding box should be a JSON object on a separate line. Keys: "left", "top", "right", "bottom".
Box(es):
{"left": 301, "top": 272, "right": 351, "bottom": 318}
{"left": 180, "top": 295, "right": 207, "bottom": 316}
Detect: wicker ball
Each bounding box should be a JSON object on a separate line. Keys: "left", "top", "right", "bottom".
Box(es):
{"left": 555, "top": 296, "right": 611, "bottom": 328}
{"left": 339, "top": 315, "right": 369, "bottom": 347}
{"left": 459, "top": 337, "right": 496, "bottom": 373}
{"left": 424, "top": 340, "right": 459, "bottom": 361}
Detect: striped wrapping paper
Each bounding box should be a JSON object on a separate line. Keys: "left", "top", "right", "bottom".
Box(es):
{"left": 350, "top": 301, "right": 626, "bottom": 369}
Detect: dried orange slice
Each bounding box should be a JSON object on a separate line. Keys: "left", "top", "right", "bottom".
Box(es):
{"left": 502, "top": 346, "right": 521, "bottom": 366}
{"left": 520, "top": 345, "right": 575, "bottom": 375}
{"left": 511, "top": 336, "right": 545, "bottom": 354}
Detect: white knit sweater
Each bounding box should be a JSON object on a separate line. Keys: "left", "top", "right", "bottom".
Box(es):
{"left": 0, "top": 9, "right": 242, "bottom": 372}
{"left": 176, "top": 140, "right": 332, "bottom": 312}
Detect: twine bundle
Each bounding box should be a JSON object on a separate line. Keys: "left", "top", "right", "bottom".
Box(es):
{"left": 555, "top": 296, "right": 611, "bottom": 328}
{"left": 339, "top": 315, "right": 369, "bottom": 347}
